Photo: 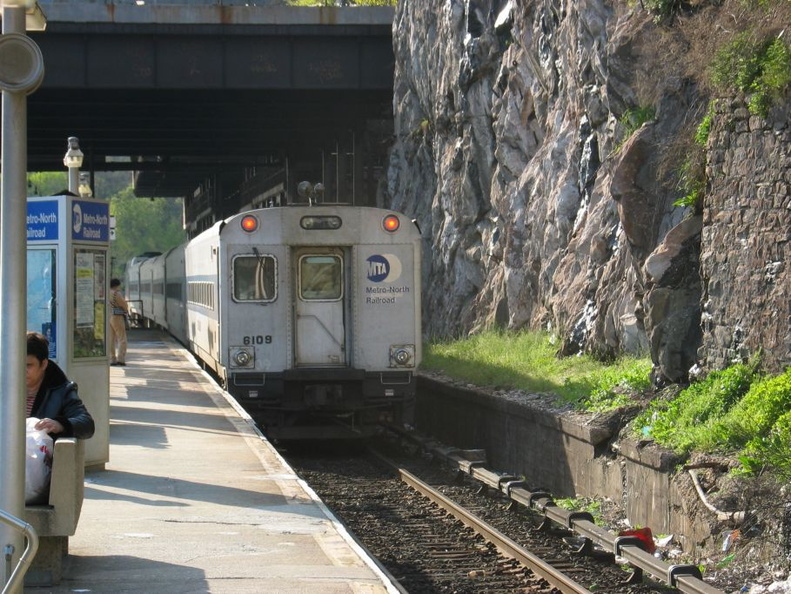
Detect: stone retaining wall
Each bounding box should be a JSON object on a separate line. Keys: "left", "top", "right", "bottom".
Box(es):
{"left": 700, "top": 101, "right": 791, "bottom": 374}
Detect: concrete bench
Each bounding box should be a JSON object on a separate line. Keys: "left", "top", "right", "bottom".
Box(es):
{"left": 23, "top": 437, "right": 85, "bottom": 586}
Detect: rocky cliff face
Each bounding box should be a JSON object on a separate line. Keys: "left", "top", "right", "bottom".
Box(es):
{"left": 385, "top": 0, "right": 790, "bottom": 381}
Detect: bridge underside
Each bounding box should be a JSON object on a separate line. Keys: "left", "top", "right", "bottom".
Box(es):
{"left": 25, "top": 14, "right": 394, "bottom": 230}
{"left": 27, "top": 86, "right": 392, "bottom": 203}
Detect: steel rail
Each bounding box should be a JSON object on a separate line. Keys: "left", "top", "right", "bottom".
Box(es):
{"left": 381, "top": 425, "right": 725, "bottom": 594}
{"left": 422, "top": 440, "right": 724, "bottom": 594}
{"left": 388, "top": 461, "right": 594, "bottom": 594}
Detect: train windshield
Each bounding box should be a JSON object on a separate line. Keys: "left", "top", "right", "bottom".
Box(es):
{"left": 299, "top": 255, "right": 343, "bottom": 301}
{"left": 232, "top": 255, "right": 276, "bottom": 302}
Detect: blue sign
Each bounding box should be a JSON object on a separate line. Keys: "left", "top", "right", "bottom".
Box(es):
{"left": 27, "top": 200, "right": 59, "bottom": 241}
{"left": 72, "top": 200, "right": 109, "bottom": 242}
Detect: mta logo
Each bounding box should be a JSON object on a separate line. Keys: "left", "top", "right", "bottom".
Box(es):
{"left": 366, "top": 255, "right": 390, "bottom": 282}
{"left": 72, "top": 203, "right": 83, "bottom": 234}
{"left": 366, "top": 254, "right": 403, "bottom": 283}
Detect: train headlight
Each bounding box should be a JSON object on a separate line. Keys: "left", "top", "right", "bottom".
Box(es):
{"left": 231, "top": 348, "right": 254, "bottom": 368}
{"left": 390, "top": 345, "right": 414, "bottom": 367}
{"left": 240, "top": 215, "right": 259, "bottom": 233}
{"left": 300, "top": 215, "right": 342, "bottom": 230}
{"left": 382, "top": 214, "right": 400, "bottom": 233}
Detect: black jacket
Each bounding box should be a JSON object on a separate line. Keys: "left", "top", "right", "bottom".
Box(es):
{"left": 29, "top": 360, "right": 95, "bottom": 440}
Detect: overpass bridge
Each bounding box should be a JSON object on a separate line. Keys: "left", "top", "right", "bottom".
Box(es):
{"left": 25, "top": 1, "right": 395, "bottom": 234}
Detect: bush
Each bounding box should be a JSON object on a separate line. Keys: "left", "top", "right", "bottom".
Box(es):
{"left": 743, "top": 409, "right": 791, "bottom": 479}
{"left": 714, "top": 367, "right": 791, "bottom": 450}
{"left": 672, "top": 100, "right": 715, "bottom": 211}
{"left": 749, "top": 37, "right": 791, "bottom": 116}
{"left": 710, "top": 32, "right": 791, "bottom": 116}
{"left": 620, "top": 106, "right": 656, "bottom": 137}
{"left": 636, "top": 363, "right": 756, "bottom": 454}
{"left": 694, "top": 104, "right": 714, "bottom": 146}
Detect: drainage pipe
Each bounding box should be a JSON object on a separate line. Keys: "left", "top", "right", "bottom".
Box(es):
{"left": 688, "top": 470, "right": 746, "bottom": 525}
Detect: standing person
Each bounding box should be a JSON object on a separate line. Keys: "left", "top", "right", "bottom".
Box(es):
{"left": 26, "top": 331, "right": 95, "bottom": 439}
{"left": 109, "top": 278, "right": 129, "bottom": 366}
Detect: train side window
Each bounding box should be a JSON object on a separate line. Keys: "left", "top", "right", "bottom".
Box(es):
{"left": 233, "top": 255, "right": 276, "bottom": 302}
{"left": 166, "top": 282, "right": 182, "bottom": 300}
{"left": 299, "top": 255, "right": 342, "bottom": 301}
{"left": 187, "top": 281, "right": 215, "bottom": 310}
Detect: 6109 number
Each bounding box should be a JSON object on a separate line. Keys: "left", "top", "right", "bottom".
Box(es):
{"left": 242, "top": 335, "right": 272, "bottom": 345}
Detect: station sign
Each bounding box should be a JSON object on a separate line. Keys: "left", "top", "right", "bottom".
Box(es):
{"left": 27, "top": 199, "right": 59, "bottom": 241}
{"left": 72, "top": 200, "right": 110, "bottom": 242}
{"left": 27, "top": 198, "right": 110, "bottom": 242}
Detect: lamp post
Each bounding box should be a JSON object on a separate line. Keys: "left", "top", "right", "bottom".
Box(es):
{"left": 0, "top": 2, "right": 46, "bottom": 590}
{"left": 64, "top": 136, "right": 83, "bottom": 195}
{"left": 79, "top": 172, "right": 93, "bottom": 198}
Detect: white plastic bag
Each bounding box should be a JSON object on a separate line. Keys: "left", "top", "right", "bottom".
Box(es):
{"left": 25, "top": 418, "right": 53, "bottom": 505}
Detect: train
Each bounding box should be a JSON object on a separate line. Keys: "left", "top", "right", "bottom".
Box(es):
{"left": 124, "top": 205, "right": 422, "bottom": 440}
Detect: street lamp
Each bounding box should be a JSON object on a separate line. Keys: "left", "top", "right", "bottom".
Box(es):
{"left": 78, "top": 172, "right": 92, "bottom": 198}
{"left": 63, "top": 136, "right": 83, "bottom": 194}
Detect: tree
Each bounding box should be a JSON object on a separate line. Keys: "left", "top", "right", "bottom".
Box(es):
{"left": 27, "top": 171, "right": 68, "bottom": 196}
{"left": 110, "top": 186, "right": 186, "bottom": 278}
{"left": 95, "top": 171, "right": 134, "bottom": 199}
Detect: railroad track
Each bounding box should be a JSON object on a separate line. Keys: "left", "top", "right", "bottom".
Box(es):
{"left": 283, "top": 440, "right": 683, "bottom": 593}
{"left": 288, "top": 444, "right": 548, "bottom": 591}
{"left": 391, "top": 458, "right": 594, "bottom": 593}
{"left": 382, "top": 427, "right": 726, "bottom": 594}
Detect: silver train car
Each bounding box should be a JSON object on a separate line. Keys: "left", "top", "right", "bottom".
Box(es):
{"left": 125, "top": 250, "right": 164, "bottom": 324}
{"left": 125, "top": 205, "right": 422, "bottom": 439}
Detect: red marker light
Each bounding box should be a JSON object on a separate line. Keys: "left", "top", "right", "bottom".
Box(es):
{"left": 383, "top": 215, "right": 400, "bottom": 233}
{"left": 241, "top": 215, "right": 258, "bottom": 233}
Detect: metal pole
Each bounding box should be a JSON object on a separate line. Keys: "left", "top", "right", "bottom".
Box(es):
{"left": 68, "top": 166, "right": 79, "bottom": 194}
{"left": 0, "top": 5, "right": 32, "bottom": 590}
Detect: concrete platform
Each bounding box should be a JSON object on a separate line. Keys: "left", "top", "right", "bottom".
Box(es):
{"left": 27, "top": 329, "right": 398, "bottom": 593}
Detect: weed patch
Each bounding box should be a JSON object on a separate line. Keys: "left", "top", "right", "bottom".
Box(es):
{"left": 633, "top": 363, "right": 791, "bottom": 477}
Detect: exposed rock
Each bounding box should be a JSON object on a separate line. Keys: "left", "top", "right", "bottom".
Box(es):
{"left": 643, "top": 215, "right": 704, "bottom": 382}
{"left": 386, "top": 0, "right": 790, "bottom": 374}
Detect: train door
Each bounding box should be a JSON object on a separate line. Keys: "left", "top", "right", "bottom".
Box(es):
{"left": 294, "top": 247, "right": 347, "bottom": 366}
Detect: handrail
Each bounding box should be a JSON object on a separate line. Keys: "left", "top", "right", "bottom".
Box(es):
{"left": 0, "top": 509, "right": 39, "bottom": 594}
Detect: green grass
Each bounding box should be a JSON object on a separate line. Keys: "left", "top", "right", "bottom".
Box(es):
{"left": 421, "top": 331, "right": 791, "bottom": 478}
{"left": 422, "top": 330, "right": 652, "bottom": 411}
{"left": 632, "top": 362, "right": 791, "bottom": 477}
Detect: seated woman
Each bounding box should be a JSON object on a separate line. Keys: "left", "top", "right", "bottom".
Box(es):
{"left": 26, "top": 331, "right": 95, "bottom": 440}
{"left": 25, "top": 331, "right": 95, "bottom": 504}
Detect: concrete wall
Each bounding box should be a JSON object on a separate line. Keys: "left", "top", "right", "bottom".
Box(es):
{"left": 417, "top": 375, "right": 715, "bottom": 553}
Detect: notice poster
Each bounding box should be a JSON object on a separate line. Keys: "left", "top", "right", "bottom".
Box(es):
{"left": 75, "top": 252, "right": 95, "bottom": 327}
{"left": 74, "top": 249, "right": 107, "bottom": 358}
